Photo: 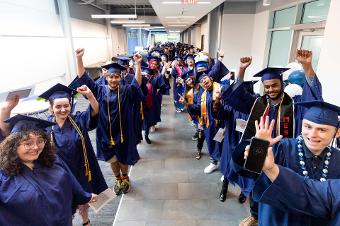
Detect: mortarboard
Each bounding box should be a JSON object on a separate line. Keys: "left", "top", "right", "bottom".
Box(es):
{"left": 5, "top": 114, "right": 55, "bottom": 134}
{"left": 296, "top": 100, "right": 340, "bottom": 128}
{"left": 141, "top": 67, "right": 154, "bottom": 75}
{"left": 181, "top": 69, "right": 194, "bottom": 80}
{"left": 38, "top": 83, "right": 77, "bottom": 101}
{"left": 174, "top": 56, "right": 183, "bottom": 61}
{"left": 195, "top": 61, "right": 209, "bottom": 71}
{"left": 184, "top": 54, "right": 195, "bottom": 61}
{"left": 253, "top": 67, "right": 290, "bottom": 81}
{"left": 114, "top": 56, "right": 131, "bottom": 67}
{"left": 102, "top": 62, "right": 126, "bottom": 74}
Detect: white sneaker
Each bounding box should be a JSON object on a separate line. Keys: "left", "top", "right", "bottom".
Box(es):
{"left": 150, "top": 126, "right": 155, "bottom": 133}
{"left": 220, "top": 175, "right": 224, "bottom": 182}
{"left": 204, "top": 163, "right": 219, "bottom": 174}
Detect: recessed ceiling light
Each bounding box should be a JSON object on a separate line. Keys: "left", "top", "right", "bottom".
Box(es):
{"left": 169, "top": 30, "right": 181, "bottom": 33}
{"left": 122, "top": 24, "right": 151, "bottom": 27}
{"left": 111, "top": 20, "right": 145, "bottom": 24}
{"left": 92, "top": 14, "right": 137, "bottom": 19}
{"left": 162, "top": 1, "right": 181, "bottom": 4}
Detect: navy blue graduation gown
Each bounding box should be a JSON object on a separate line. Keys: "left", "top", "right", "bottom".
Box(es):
{"left": 293, "top": 75, "right": 323, "bottom": 135}
{"left": 0, "top": 157, "right": 91, "bottom": 226}
{"left": 254, "top": 165, "right": 340, "bottom": 226}
{"left": 188, "top": 85, "right": 224, "bottom": 161}
{"left": 47, "top": 107, "right": 108, "bottom": 195}
{"left": 143, "top": 73, "right": 166, "bottom": 129}
{"left": 253, "top": 138, "right": 340, "bottom": 226}
{"left": 208, "top": 59, "right": 229, "bottom": 83}
{"left": 171, "top": 66, "right": 186, "bottom": 110}
{"left": 95, "top": 75, "right": 107, "bottom": 86}
{"left": 215, "top": 83, "right": 255, "bottom": 195}
{"left": 72, "top": 73, "right": 140, "bottom": 165}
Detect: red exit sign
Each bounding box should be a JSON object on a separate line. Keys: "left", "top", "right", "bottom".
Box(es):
{"left": 182, "top": 0, "right": 198, "bottom": 4}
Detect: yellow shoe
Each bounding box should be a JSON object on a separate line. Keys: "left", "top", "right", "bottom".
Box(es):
{"left": 113, "top": 178, "right": 122, "bottom": 196}
{"left": 239, "top": 216, "right": 258, "bottom": 226}
{"left": 120, "top": 176, "right": 130, "bottom": 194}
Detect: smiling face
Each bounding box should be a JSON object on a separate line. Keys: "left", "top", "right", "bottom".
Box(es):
{"left": 263, "top": 79, "right": 283, "bottom": 100}
{"left": 51, "top": 97, "right": 71, "bottom": 120}
{"left": 200, "top": 76, "right": 213, "bottom": 90}
{"left": 301, "top": 119, "right": 340, "bottom": 154}
{"left": 16, "top": 133, "right": 46, "bottom": 164}
{"left": 106, "top": 72, "right": 122, "bottom": 90}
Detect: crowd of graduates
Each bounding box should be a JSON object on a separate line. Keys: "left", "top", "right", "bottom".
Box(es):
{"left": 0, "top": 41, "right": 340, "bottom": 226}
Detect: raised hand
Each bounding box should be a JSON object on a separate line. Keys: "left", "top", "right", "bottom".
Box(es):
{"left": 75, "top": 48, "right": 85, "bottom": 58}
{"left": 133, "top": 52, "right": 143, "bottom": 64}
{"left": 217, "top": 49, "right": 224, "bottom": 58}
{"left": 240, "top": 57, "right": 252, "bottom": 69}
{"left": 4, "top": 95, "right": 19, "bottom": 111}
{"left": 178, "top": 93, "right": 185, "bottom": 104}
{"left": 255, "top": 116, "right": 283, "bottom": 145}
{"left": 76, "top": 85, "right": 92, "bottom": 97}
{"left": 296, "top": 49, "right": 312, "bottom": 65}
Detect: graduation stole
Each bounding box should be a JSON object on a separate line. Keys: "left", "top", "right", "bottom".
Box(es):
{"left": 175, "top": 65, "right": 187, "bottom": 77}
{"left": 200, "top": 82, "right": 221, "bottom": 128}
{"left": 185, "top": 87, "right": 194, "bottom": 121}
{"left": 241, "top": 93, "right": 294, "bottom": 141}
{"left": 107, "top": 85, "right": 124, "bottom": 146}
{"left": 50, "top": 116, "right": 92, "bottom": 182}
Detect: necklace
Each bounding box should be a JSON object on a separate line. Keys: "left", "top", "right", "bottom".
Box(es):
{"left": 297, "top": 135, "right": 332, "bottom": 182}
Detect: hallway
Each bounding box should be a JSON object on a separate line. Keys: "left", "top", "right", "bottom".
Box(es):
{"left": 113, "top": 94, "right": 249, "bottom": 226}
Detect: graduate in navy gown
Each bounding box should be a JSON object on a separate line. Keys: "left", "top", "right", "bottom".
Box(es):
{"left": 0, "top": 114, "right": 96, "bottom": 226}
{"left": 171, "top": 56, "right": 187, "bottom": 112}
{"left": 0, "top": 95, "right": 19, "bottom": 142}
{"left": 247, "top": 101, "right": 340, "bottom": 226}
{"left": 213, "top": 57, "right": 257, "bottom": 203}
{"left": 160, "top": 52, "right": 171, "bottom": 95}
{"left": 72, "top": 48, "right": 142, "bottom": 197}
{"left": 257, "top": 165, "right": 340, "bottom": 226}
{"left": 180, "top": 72, "right": 225, "bottom": 174}
{"left": 230, "top": 50, "right": 323, "bottom": 226}
{"left": 245, "top": 106, "right": 340, "bottom": 226}
{"left": 39, "top": 83, "right": 107, "bottom": 226}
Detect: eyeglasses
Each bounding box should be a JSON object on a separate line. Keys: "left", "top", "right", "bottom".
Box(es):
{"left": 21, "top": 139, "right": 46, "bottom": 150}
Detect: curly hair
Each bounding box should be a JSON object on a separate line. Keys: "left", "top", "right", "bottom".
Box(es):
{"left": 0, "top": 130, "right": 56, "bottom": 176}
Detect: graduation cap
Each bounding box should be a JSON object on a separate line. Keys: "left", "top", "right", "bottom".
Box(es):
{"left": 184, "top": 54, "right": 195, "bottom": 61}
{"left": 141, "top": 66, "right": 154, "bottom": 75}
{"left": 102, "top": 62, "right": 126, "bottom": 74}
{"left": 195, "top": 61, "right": 209, "bottom": 71}
{"left": 295, "top": 101, "right": 340, "bottom": 128}
{"left": 115, "top": 56, "right": 131, "bottom": 67}
{"left": 181, "top": 69, "right": 194, "bottom": 80}
{"left": 253, "top": 67, "right": 290, "bottom": 81}
{"left": 39, "top": 83, "right": 77, "bottom": 101}
{"left": 5, "top": 114, "right": 55, "bottom": 134}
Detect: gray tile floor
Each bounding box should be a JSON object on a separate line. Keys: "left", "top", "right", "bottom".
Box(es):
{"left": 113, "top": 95, "right": 250, "bottom": 226}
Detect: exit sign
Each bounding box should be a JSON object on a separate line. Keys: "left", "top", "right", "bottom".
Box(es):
{"left": 182, "top": 0, "right": 198, "bottom": 4}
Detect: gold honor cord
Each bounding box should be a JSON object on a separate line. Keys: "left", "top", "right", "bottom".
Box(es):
{"left": 140, "top": 101, "right": 144, "bottom": 120}
{"left": 51, "top": 116, "right": 92, "bottom": 182}
{"left": 262, "top": 94, "right": 285, "bottom": 136}
{"left": 107, "top": 85, "right": 124, "bottom": 147}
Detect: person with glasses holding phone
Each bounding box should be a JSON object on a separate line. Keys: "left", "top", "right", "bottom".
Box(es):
{"left": 0, "top": 114, "right": 97, "bottom": 226}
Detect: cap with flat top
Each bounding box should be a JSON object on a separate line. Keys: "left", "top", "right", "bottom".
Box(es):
{"left": 5, "top": 114, "right": 55, "bottom": 134}
{"left": 102, "top": 62, "right": 126, "bottom": 74}
{"left": 38, "top": 83, "right": 77, "bottom": 101}
{"left": 253, "top": 67, "right": 290, "bottom": 81}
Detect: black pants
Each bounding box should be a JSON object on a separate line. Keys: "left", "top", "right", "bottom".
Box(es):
{"left": 249, "top": 191, "right": 258, "bottom": 219}
{"left": 197, "top": 129, "right": 205, "bottom": 151}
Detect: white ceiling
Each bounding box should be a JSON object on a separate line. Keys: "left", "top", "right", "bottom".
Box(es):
{"left": 149, "top": 0, "right": 226, "bottom": 32}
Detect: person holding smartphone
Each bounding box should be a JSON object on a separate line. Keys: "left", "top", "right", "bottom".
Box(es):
{"left": 247, "top": 100, "right": 340, "bottom": 226}
{"left": 0, "top": 95, "right": 19, "bottom": 142}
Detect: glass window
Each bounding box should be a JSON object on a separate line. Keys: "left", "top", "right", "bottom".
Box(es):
{"left": 273, "top": 6, "right": 297, "bottom": 28}
{"left": 300, "top": 35, "right": 323, "bottom": 70}
{"left": 302, "top": 0, "right": 331, "bottom": 23}
{"left": 268, "top": 30, "right": 292, "bottom": 67}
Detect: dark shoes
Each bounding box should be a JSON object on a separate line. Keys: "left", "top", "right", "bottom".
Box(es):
{"left": 219, "top": 179, "right": 229, "bottom": 202}
{"left": 145, "top": 135, "right": 152, "bottom": 144}
{"left": 114, "top": 178, "right": 122, "bottom": 196}
{"left": 192, "top": 131, "right": 199, "bottom": 140}
{"left": 120, "top": 176, "right": 130, "bottom": 194}
{"left": 195, "top": 150, "right": 202, "bottom": 160}
{"left": 238, "top": 192, "right": 247, "bottom": 203}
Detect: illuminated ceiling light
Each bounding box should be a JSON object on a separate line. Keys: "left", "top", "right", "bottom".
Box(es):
{"left": 169, "top": 30, "right": 181, "bottom": 33}
{"left": 92, "top": 14, "right": 137, "bottom": 19}
{"left": 162, "top": 1, "right": 181, "bottom": 4}
{"left": 165, "top": 16, "right": 196, "bottom": 19}
{"left": 197, "top": 1, "right": 211, "bottom": 4}
{"left": 111, "top": 20, "right": 145, "bottom": 24}
{"left": 263, "top": 0, "right": 271, "bottom": 6}
{"left": 122, "top": 24, "right": 151, "bottom": 27}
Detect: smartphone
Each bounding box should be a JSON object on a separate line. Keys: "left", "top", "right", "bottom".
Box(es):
{"left": 243, "top": 137, "right": 270, "bottom": 174}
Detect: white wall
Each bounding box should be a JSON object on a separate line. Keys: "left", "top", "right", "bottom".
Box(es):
{"left": 316, "top": 0, "right": 340, "bottom": 106}
{"left": 71, "top": 18, "right": 110, "bottom": 66}
{"left": 220, "top": 14, "right": 254, "bottom": 73}
{"left": 0, "top": 0, "right": 67, "bottom": 92}
{"left": 200, "top": 17, "right": 209, "bottom": 52}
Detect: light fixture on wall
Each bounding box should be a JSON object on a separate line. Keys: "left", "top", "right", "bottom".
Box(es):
{"left": 263, "top": 0, "right": 271, "bottom": 6}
